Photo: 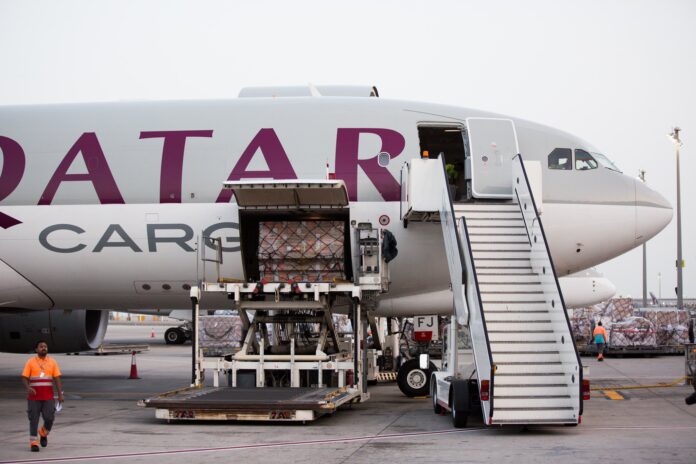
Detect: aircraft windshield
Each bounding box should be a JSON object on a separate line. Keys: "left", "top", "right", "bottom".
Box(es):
{"left": 592, "top": 152, "right": 622, "bottom": 172}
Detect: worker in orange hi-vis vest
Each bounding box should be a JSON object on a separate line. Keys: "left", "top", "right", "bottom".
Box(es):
{"left": 21, "top": 340, "right": 64, "bottom": 452}
{"left": 593, "top": 321, "right": 608, "bottom": 362}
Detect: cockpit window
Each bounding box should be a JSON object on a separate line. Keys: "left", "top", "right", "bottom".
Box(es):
{"left": 575, "top": 149, "right": 598, "bottom": 170}
{"left": 592, "top": 152, "right": 622, "bottom": 172}
{"left": 548, "top": 148, "right": 572, "bottom": 170}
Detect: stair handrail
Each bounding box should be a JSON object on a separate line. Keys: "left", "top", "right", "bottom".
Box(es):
{"left": 512, "top": 154, "right": 584, "bottom": 417}
{"left": 437, "top": 155, "right": 495, "bottom": 421}
{"left": 458, "top": 214, "right": 496, "bottom": 421}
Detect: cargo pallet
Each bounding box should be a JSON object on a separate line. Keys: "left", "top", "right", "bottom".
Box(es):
{"left": 578, "top": 344, "right": 685, "bottom": 356}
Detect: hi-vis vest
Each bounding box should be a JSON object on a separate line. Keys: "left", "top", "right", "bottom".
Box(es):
{"left": 22, "top": 356, "right": 61, "bottom": 401}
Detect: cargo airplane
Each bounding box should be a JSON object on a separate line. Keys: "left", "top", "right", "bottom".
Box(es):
{"left": 0, "top": 85, "right": 671, "bottom": 353}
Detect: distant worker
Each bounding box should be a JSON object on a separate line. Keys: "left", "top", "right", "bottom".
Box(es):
{"left": 21, "top": 340, "right": 64, "bottom": 452}
{"left": 593, "top": 321, "right": 608, "bottom": 362}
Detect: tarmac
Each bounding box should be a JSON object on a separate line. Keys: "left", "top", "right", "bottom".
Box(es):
{"left": 0, "top": 324, "right": 695, "bottom": 464}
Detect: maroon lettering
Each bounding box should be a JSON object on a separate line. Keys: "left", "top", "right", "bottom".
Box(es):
{"left": 335, "top": 128, "right": 405, "bottom": 201}
{"left": 140, "top": 130, "right": 214, "bottom": 203}
{"left": 0, "top": 136, "right": 26, "bottom": 228}
{"left": 39, "top": 133, "right": 124, "bottom": 205}
{"left": 0, "top": 136, "right": 25, "bottom": 202}
{"left": 216, "top": 129, "right": 297, "bottom": 203}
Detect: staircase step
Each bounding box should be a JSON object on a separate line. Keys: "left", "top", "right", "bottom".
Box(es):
{"left": 484, "top": 313, "right": 552, "bottom": 322}
{"left": 488, "top": 330, "right": 557, "bottom": 346}
{"left": 484, "top": 303, "right": 550, "bottom": 312}
{"left": 486, "top": 321, "right": 554, "bottom": 331}
{"left": 492, "top": 409, "right": 577, "bottom": 423}
{"left": 494, "top": 362, "right": 565, "bottom": 374}
{"left": 477, "top": 274, "right": 540, "bottom": 283}
{"left": 479, "top": 284, "right": 543, "bottom": 294}
{"left": 473, "top": 251, "right": 531, "bottom": 260}
{"left": 471, "top": 242, "right": 531, "bottom": 251}
{"left": 495, "top": 374, "right": 569, "bottom": 385}
{"left": 474, "top": 259, "right": 533, "bottom": 267}
{"left": 492, "top": 352, "right": 561, "bottom": 363}
{"left": 454, "top": 203, "right": 519, "bottom": 212}
{"left": 493, "top": 385, "right": 571, "bottom": 397}
{"left": 493, "top": 397, "right": 574, "bottom": 409}
{"left": 465, "top": 219, "right": 525, "bottom": 228}
{"left": 459, "top": 211, "right": 523, "bottom": 220}
{"left": 483, "top": 301, "right": 551, "bottom": 314}
{"left": 481, "top": 293, "right": 547, "bottom": 303}
{"left": 468, "top": 232, "right": 528, "bottom": 240}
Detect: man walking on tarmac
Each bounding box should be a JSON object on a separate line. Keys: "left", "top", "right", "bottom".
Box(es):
{"left": 21, "top": 340, "right": 64, "bottom": 452}
{"left": 593, "top": 321, "right": 608, "bottom": 362}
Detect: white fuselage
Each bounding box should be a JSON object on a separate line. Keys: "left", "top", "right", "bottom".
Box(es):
{"left": 0, "top": 97, "right": 671, "bottom": 314}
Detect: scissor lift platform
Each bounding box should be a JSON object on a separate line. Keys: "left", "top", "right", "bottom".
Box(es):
{"left": 143, "top": 179, "right": 389, "bottom": 423}
{"left": 144, "top": 386, "right": 360, "bottom": 422}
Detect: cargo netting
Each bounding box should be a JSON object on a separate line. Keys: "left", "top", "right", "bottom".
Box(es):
{"left": 258, "top": 221, "right": 346, "bottom": 282}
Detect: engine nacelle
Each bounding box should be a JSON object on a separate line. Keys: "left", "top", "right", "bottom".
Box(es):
{"left": 0, "top": 309, "right": 108, "bottom": 353}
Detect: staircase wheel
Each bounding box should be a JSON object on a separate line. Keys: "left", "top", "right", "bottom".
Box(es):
{"left": 431, "top": 374, "right": 443, "bottom": 414}
{"left": 451, "top": 379, "right": 471, "bottom": 428}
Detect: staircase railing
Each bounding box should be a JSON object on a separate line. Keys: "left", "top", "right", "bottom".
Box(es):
{"left": 512, "top": 154, "right": 583, "bottom": 417}
{"left": 437, "top": 156, "right": 494, "bottom": 422}
{"left": 458, "top": 214, "right": 495, "bottom": 421}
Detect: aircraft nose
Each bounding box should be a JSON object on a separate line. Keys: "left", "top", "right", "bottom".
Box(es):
{"left": 635, "top": 179, "right": 672, "bottom": 244}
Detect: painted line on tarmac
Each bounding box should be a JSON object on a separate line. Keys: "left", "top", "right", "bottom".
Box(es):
{"left": 602, "top": 390, "right": 625, "bottom": 400}
{"left": 0, "top": 428, "right": 487, "bottom": 464}
{"left": 585, "top": 425, "right": 696, "bottom": 431}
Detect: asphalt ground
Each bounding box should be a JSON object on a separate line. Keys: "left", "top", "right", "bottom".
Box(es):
{"left": 0, "top": 324, "right": 695, "bottom": 464}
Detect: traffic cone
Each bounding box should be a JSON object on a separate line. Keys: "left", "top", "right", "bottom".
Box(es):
{"left": 128, "top": 351, "right": 140, "bottom": 379}
{"left": 150, "top": 328, "right": 155, "bottom": 338}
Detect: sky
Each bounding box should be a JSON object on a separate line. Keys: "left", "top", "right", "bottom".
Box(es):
{"left": 0, "top": 0, "right": 694, "bottom": 299}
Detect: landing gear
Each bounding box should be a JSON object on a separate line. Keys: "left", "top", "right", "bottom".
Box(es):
{"left": 396, "top": 358, "right": 436, "bottom": 397}
{"left": 164, "top": 325, "right": 191, "bottom": 345}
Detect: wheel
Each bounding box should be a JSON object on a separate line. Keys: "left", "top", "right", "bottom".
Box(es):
{"left": 451, "top": 379, "right": 471, "bottom": 428}
{"left": 431, "top": 374, "right": 443, "bottom": 414}
{"left": 164, "top": 328, "right": 185, "bottom": 345}
{"left": 396, "top": 359, "right": 436, "bottom": 397}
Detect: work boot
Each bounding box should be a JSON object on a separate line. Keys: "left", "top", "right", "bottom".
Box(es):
{"left": 39, "top": 427, "right": 48, "bottom": 447}
{"left": 30, "top": 440, "right": 40, "bottom": 452}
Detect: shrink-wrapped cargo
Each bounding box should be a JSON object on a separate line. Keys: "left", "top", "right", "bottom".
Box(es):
{"left": 257, "top": 221, "right": 345, "bottom": 282}
{"left": 638, "top": 308, "right": 690, "bottom": 346}
{"left": 604, "top": 298, "right": 634, "bottom": 321}
{"left": 609, "top": 317, "right": 656, "bottom": 348}
{"left": 198, "top": 315, "right": 244, "bottom": 356}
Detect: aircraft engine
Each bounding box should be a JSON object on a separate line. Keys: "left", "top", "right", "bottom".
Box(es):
{"left": 0, "top": 309, "right": 108, "bottom": 353}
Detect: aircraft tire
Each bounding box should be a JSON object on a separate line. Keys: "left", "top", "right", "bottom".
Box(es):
{"left": 165, "top": 328, "right": 185, "bottom": 345}
{"left": 397, "top": 359, "right": 436, "bottom": 397}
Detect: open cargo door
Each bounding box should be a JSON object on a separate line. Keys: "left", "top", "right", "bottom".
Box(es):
{"left": 224, "top": 180, "right": 349, "bottom": 211}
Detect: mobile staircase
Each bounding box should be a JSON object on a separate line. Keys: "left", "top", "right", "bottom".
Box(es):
{"left": 402, "top": 155, "right": 586, "bottom": 427}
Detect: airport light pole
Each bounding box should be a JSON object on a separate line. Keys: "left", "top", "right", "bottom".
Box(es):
{"left": 639, "top": 170, "right": 647, "bottom": 308}
{"left": 658, "top": 272, "right": 662, "bottom": 301}
{"left": 667, "top": 127, "right": 683, "bottom": 310}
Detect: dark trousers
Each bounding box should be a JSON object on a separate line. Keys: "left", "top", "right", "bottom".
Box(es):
{"left": 596, "top": 343, "right": 606, "bottom": 357}
{"left": 27, "top": 399, "right": 55, "bottom": 438}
